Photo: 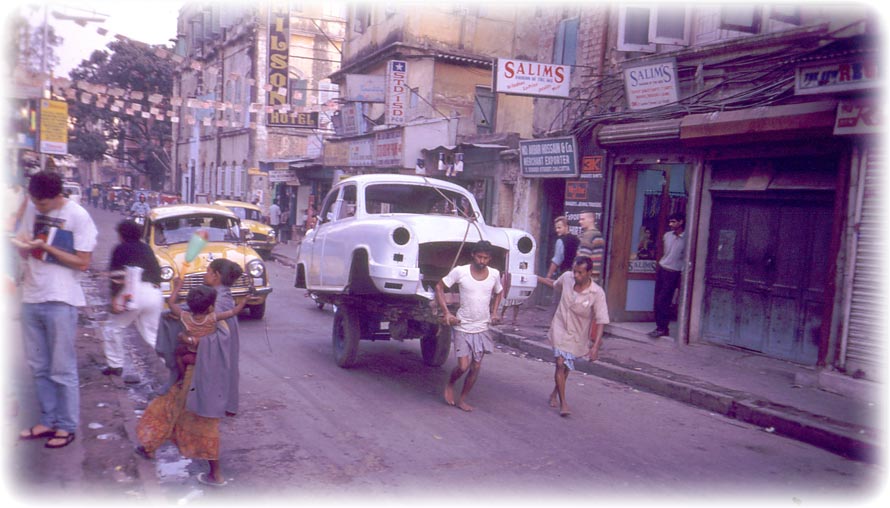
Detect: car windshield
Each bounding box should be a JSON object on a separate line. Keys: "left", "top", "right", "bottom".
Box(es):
{"left": 364, "top": 184, "right": 477, "bottom": 218}
{"left": 230, "top": 207, "right": 263, "bottom": 222}
{"left": 153, "top": 214, "right": 241, "bottom": 245}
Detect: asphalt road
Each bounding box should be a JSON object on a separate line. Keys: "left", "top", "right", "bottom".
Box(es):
{"left": 5, "top": 205, "right": 882, "bottom": 505}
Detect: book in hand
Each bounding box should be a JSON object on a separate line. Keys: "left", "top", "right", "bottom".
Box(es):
{"left": 31, "top": 227, "right": 75, "bottom": 265}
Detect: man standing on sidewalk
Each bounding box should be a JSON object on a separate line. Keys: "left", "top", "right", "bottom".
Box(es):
{"left": 435, "top": 240, "right": 503, "bottom": 412}
{"left": 576, "top": 210, "right": 605, "bottom": 286}
{"left": 15, "top": 170, "right": 98, "bottom": 449}
{"left": 269, "top": 200, "right": 281, "bottom": 244}
{"left": 649, "top": 212, "right": 686, "bottom": 338}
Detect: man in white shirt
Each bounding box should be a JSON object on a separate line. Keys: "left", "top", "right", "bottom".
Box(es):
{"left": 15, "top": 171, "right": 98, "bottom": 449}
{"left": 649, "top": 212, "right": 686, "bottom": 338}
{"left": 435, "top": 240, "right": 503, "bottom": 412}
{"left": 269, "top": 200, "right": 281, "bottom": 242}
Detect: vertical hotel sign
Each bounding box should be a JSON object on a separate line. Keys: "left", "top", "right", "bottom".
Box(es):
{"left": 386, "top": 60, "right": 408, "bottom": 125}
{"left": 267, "top": 6, "right": 290, "bottom": 126}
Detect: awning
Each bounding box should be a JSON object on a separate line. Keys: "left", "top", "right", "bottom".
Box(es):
{"left": 422, "top": 143, "right": 510, "bottom": 153}
{"left": 597, "top": 119, "right": 681, "bottom": 146}
{"left": 679, "top": 100, "right": 838, "bottom": 146}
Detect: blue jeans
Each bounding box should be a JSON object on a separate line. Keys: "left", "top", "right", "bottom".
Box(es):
{"left": 21, "top": 302, "right": 80, "bottom": 433}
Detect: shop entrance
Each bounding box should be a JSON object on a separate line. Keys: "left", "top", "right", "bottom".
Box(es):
{"left": 607, "top": 164, "right": 689, "bottom": 322}
{"left": 702, "top": 195, "right": 832, "bottom": 364}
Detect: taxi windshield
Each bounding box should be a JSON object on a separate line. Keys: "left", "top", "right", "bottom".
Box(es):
{"left": 154, "top": 215, "right": 241, "bottom": 245}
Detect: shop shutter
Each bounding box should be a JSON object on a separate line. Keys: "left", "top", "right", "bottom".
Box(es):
{"left": 844, "top": 148, "right": 886, "bottom": 381}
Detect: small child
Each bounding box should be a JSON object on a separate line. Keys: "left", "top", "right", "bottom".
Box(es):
{"left": 167, "top": 279, "right": 248, "bottom": 384}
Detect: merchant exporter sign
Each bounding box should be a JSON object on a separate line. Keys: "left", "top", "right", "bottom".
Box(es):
{"left": 519, "top": 137, "right": 578, "bottom": 178}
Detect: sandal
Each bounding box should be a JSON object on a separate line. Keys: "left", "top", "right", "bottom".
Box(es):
{"left": 44, "top": 431, "right": 75, "bottom": 449}
{"left": 19, "top": 426, "right": 56, "bottom": 440}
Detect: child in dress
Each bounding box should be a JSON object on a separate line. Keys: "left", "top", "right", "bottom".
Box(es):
{"left": 167, "top": 279, "right": 248, "bottom": 384}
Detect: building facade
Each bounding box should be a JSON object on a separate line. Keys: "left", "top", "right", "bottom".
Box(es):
{"left": 171, "top": 3, "right": 344, "bottom": 235}
{"left": 526, "top": 3, "right": 883, "bottom": 387}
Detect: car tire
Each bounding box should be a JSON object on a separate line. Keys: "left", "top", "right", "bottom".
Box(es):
{"left": 332, "top": 304, "right": 361, "bottom": 368}
{"left": 421, "top": 324, "right": 451, "bottom": 367}
{"left": 248, "top": 303, "right": 266, "bottom": 320}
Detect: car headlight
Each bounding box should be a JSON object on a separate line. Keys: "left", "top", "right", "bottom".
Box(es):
{"left": 392, "top": 226, "right": 410, "bottom": 246}
{"left": 160, "top": 265, "right": 175, "bottom": 281}
{"left": 247, "top": 259, "right": 265, "bottom": 277}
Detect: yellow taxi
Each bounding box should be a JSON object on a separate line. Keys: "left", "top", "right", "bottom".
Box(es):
{"left": 145, "top": 204, "right": 272, "bottom": 319}
{"left": 213, "top": 199, "right": 277, "bottom": 258}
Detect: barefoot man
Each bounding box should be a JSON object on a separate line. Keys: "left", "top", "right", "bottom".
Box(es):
{"left": 435, "top": 240, "right": 503, "bottom": 411}
{"left": 537, "top": 256, "right": 609, "bottom": 416}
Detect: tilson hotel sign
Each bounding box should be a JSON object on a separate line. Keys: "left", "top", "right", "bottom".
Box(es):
{"left": 495, "top": 58, "right": 571, "bottom": 98}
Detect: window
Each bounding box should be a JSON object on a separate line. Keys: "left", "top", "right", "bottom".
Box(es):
{"left": 338, "top": 185, "right": 357, "bottom": 219}
{"left": 720, "top": 5, "right": 762, "bottom": 33}
{"left": 553, "top": 17, "right": 579, "bottom": 66}
{"left": 354, "top": 5, "right": 371, "bottom": 33}
{"left": 650, "top": 5, "right": 689, "bottom": 45}
{"left": 618, "top": 4, "right": 690, "bottom": 52}
{"left": 768, "top": 5, "right": 801, "bottom": 25}
{"left": 473, "top": 86, "right": 495, "bottom": 134}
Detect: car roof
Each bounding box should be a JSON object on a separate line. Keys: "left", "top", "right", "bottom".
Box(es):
{"left": 214, "top": 199, "right": 262, "bottom": 212}
{"left": 337, "top": 174, "right": 473, "bottom": 196}
{"left": 149, "top": 203, "right": 238, "bottom": 221}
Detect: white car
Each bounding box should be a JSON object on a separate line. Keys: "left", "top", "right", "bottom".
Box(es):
{"left": 63, "top": 182, "right": 82, "bottom": 205}
{"left": 294, "top": 174, "right": 537, "bottom": 367}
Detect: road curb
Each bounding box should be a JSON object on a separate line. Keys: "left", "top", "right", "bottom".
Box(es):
{"left": 491, "top": 328, "right": 880, "bottom": 463}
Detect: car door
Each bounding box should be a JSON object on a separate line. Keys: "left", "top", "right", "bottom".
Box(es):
{"left": 305, "top": 189, "right": 339, "bottom": 288}
{"left": 319, "top": 183, "right": 358, "bottom": 289}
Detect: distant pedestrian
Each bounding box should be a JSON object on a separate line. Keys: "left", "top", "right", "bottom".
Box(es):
{"left": 576, "top": 210, "right": 605, "bottom": 286}
{"left": 14, "top": 170, "right": 98, "bottom": 449}
{"left": 269, "top": 200, "right": 281, "bottom": 242}
{"left": 435, "top": 240, "right": 503, "bottom": 412}
{"left": 649, "top": 212, "right": 686, "bottom": 338}
{"left": 537, "top": 256, "right": 609, "bottom": 416}
{"left": 101, "top": 220, "right": 164, "bottom": 380}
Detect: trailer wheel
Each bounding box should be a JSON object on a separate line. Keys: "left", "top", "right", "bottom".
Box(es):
{"left": 421, "top": 324, "right": 451, "bottom": 367}
{"left": 332, "top": 305, "right": 361, "bottom": 368}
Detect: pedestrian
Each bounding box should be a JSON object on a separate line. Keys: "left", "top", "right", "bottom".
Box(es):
{"left": 280, "top": 201, "right": 291, "bottom": 244}
{"left": 576, "top": 210, "right": 606, "bottom": 285}
{"left": 537, "top": 256, "right": 609, "bottom": 416}
{"left": 101, "top": 185, "right": 109, "bottom": 209}
{"left": 649, "top": 212, "right": 686, "bottom": 338}
{"left": 269, "top": 200, "right": 281, "bottom": 243}
{"left": 90, "top": 185, "right": 100, "bottom": 207}
{"left": 135, "top": 282, "right": 247, "bottom": 487}
{"left": 205, "top": 258, "right": 244, "bottom": 416}
{"left": 435, "top": 240, "right": 504, "bottom": 412}
{"left": 101, "top": 220, "right": 164, "bottom": 381}
{"left": 14, "top": 170, "right": 98, "bottom": 449}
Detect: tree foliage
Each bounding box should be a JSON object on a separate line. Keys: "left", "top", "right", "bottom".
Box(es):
{"left": 7, "top": 10, "right": 63, "bottom": 74}
{"left": 67, "top": 39, "right": 174, "bottom": 189}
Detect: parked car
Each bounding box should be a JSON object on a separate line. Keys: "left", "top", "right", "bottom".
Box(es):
{"left": 62, "top": 182, "right": 82, "bottom": 205}
{"left": 213, "top": 199, "right": 277, "bottom": 258}
{"left": 294, "top": 174, "right": 537, "bottom": 367}
{"left": 145, "top": 204, "right": 273, "bottom": 319}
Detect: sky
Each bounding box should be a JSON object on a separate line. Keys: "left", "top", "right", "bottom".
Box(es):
{"left": 12, "top": 0, "right": 184, "bottom": 76}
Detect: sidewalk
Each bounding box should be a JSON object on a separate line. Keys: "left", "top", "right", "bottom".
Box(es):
{"left": 272, "top": 241, "right": 883, "bottom": 463}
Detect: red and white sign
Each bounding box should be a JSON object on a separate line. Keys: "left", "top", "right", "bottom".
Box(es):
{"left": 834, "top": 99, "right": 882, "bottom": 136}
{"left": 623, "top": 59, "right": 678, "bottom": 110}
{"left": 495, "top": 58, "right": 571, "bottom": 98}
{"left": 386, "top": 60, "right": 408, "bottom": 125}
{"left": 375, "top": 130, "right": 403, "bottom": 167}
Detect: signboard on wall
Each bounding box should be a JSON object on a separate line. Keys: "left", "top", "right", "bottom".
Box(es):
{"left": 795, "top": 58, "right": 878, "bottom": 95}
{"left": 563, "top": 151, "right": 606, "bottom": 237}
{"left": 39, "top": 99, "right": 68, "bottom": 155}
{"left": 834, "top": 99, "right": 882, "bottom": 135}
{"left": 494, "top": 58, "right": 571, "bottom": 98}
{"left": 623, "top": 58, "right": 679, "bottom": 110}
{"left": 519, "top": 137, "right": 578, "bottom": 177}
{"left": 385, "top": 60, "right": 408, "bottom": 125}
{"left": 348, "top": 137, "right": 374, "bottom": 166}
{"left": 345, "top": 74, "right": 385, "bottom": 102}
{"left": 375, "top": 130, "right": 403, "bottom": 167}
